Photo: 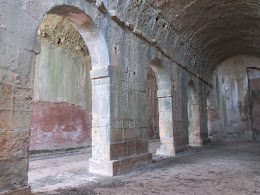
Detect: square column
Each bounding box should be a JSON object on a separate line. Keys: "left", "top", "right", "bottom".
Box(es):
{"left": 189, "top": 93, "right": 210, "bottom": 147}
{"left": 156, "top": 90, "right": 177, "bottom": 156}
{"left": 89, "top": 66, "right": 152, "bottom": 176}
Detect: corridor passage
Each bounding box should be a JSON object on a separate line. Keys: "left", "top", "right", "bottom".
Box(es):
{"left": 29, "top": 140, "right": 260, "bottom": 194}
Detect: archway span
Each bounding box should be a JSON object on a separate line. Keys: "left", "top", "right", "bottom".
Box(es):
{"left": 150, "top": 59, "right": 176, "bottom": 156}
{"left": 33, "top": 5, "right": 114, "bottom": 178}
{"left": 47, "top": 5, "right": 110, "bottom": 69}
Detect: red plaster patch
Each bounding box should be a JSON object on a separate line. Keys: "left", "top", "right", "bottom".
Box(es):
{"left": 30, "top": 101, "right": 91, "bottom": 150}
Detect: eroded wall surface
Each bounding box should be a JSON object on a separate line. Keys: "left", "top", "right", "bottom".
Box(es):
{"left": 148, "top": 68, "right": 159, "bottom": 139}
{"left": 208, "top": 55, "right": 260, "bottom": 141}
{"left": 248, "top": 68, "right": 260, "bottom": 140}
{"left": 30, "top": 15, "right": 92, "bottom": 150}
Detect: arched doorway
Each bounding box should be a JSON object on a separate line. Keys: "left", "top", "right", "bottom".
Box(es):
{"left": 149, "top": 59, "right": 176, "bottom": 156}
{"left": 0, "top": 3, "right": 113, "bottom": 193}
{"left": 29, "top": 14, "right": 92, "bottom": 152}
{"left": 28, "top": 13, "right": 93, "bottom": 191}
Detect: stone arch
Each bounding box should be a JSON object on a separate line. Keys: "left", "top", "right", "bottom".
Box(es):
{"left": 46, "top": 5, "right": 110, "bottom": 69}
{"left": 34, "top": 5, "right": 113, "bottom": 176}
{"left": 150, "top": 59, "right": 176, "bottom": 156}
{"left": 0, "top": 1, "right": 116, "bottom": 192}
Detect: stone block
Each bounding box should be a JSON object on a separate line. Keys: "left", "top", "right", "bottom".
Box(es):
{"left": 0, "top": 69, "right": 16, "bottom": 85}
{"left": 126, "top": 141, "right": 136, "bottom": 156}
{"left": 12, "top": 111, "right": 31, "bottom": 130}
{"left": 140, "top": 128, "right": 149, "bottom": 140}
{"left": 0, "top": 130, "right": 29, "bottom": 158}
{"left": 110, "top": 119, "right": 123, "bottom": 128}
{"left": 1, "top": 186, "right": 31, "bottom": 195}
{"left": 0, "top": 83, "right": 13, "bottom": 110}
{"left": 0, "top": 46, "right": 35, "bottom": 88}
{"left": 89, "top": 152, "right": 152, "bottom": 176}
{"left": 92, "top": 84, "right": 110, "bottom": 119}
{"left": 0, "top": 1, "right": 39, "bottom": 51}
{"left": 157, "top": 89, "right": 171, "bottom": 98}
{"left": 0, "top": 158, "right": 28, "bottom": 193}
{"left": 91, "top": 77, "right": 110, "bottom": 85}
{"left": 124, "top": 128, "right": 140, "bottom": 141}
{"left": 156, "top": 146, "right": 176, "bottom": 156}
{"left": 110, "top": 128, "right": 123, "bottom": 143}
{"left": 90, "top": 66, "right": 113, "bottom": 80}
{"left": 0, "top": 110, "right": 12, "bottom": 130}
{"left": 123, "top": 119, "right": 135, "bottom": 128}
{"left": 158, "top": 97, "right": 172, "bottom": 112}
{"left": 16, "top": 49, "right": 35, "bottom": 88}
{"left": 91, "top": 144, "right": 110, "bottom": 160}
{"left": 136, "top": 140, "right": 148, "bottom": 154}
{"left": 13, "top": 87, "right": 33, "bottom": 111}
{"left": 89, "top": 158, "right": 114, "bottom": 176}
{"left": 110, "top": 142, "right": 127, "bottom": 159}
{"left": 92, "top": 118, "right": 110, "bottom": 127}
{"left": 92, "top": 126, "right": 110, "bottom": 145}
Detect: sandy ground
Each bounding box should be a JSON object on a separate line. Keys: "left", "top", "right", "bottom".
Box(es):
{"left": 29, "top": 140, "right": 260, "bottom": 195}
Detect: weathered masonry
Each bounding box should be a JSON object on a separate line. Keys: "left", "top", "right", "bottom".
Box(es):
{"left": 0, "top": 0, "right": 259, "bottom": 194}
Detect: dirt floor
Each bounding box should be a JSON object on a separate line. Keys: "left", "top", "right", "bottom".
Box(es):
{"left": 29, "top": 140, "right": 260, "bottom": 195}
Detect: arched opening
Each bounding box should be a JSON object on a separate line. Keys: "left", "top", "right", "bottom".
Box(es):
{"left": 149, "top": 59, "right": 176, "bottom": 156}
{"left": 147, "top": 67, "right": 160, "bottom": 155}
{"left": 30, "top": 14, "right": 92, "bottom": 152}
{"left": 26, "top": 5, "right": 111, "bottom": 191}
{"left": 28, "top": 14, "right": 93, "bottom": 191}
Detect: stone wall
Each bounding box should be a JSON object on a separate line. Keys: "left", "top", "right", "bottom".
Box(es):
{"left": 30, "top": 15, "right": 92, "bottom": 151}
{"left": 208, "top": 55, "right": 260, "bottom": 141}
{"left": 248, "top": 68, "right": 260, "bottom": 140}
{"left": 0, "top": 0, "right": 211, "bottom": 193}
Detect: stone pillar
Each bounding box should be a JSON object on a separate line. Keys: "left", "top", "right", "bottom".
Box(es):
{"left": 88, "top": 66, "right": 112, "bottom": 175}
{"left": 156, "top": 89, "right": 176, "bottom": 156}
{"left": 0, "top": 62, "right": 33, "bottom": 194}
{"left": 200, "top": 84, "right": 211, "bottom": 145}
{"left": 189, "top": 88, "right": 210, "bottom": 147}
{"left": 189, "top": 96, "right": 203, "bottom": 146}
{"left": 89, "top": 66, "right": 152, "bottom": 176}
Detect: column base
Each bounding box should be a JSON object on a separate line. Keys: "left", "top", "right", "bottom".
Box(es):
{"left": 1, "top": 186, "right": 31, "bottom": 195}
{"left": 175, "top": 145, "right": 190, "bottom": 154}
{"left": 156, "top": 145, "right": 189, "bottom": 156}
{"left": 89, "top": 153, "right": 152, "bottom": 176}
{"left": 156, "top": 147, "right": 176, "bottom": 156}
{"left": 190, "top": 137, "right": 211, "bottom": 147}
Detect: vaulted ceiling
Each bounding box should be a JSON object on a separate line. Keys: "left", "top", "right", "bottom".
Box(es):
{"left": 105, "top": 0, "right": 260, "bottom": 72}
{"left": 151, "top": 0, "right": 260, "bottom": 70}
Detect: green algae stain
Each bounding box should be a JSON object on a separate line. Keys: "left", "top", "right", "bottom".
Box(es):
{"left": 34, "top": 40, "right": 92, "bottom": 111}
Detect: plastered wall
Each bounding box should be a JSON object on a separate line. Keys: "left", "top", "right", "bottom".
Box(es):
{"left": 30, "top": 15, "right": 92, "bottom": 151}
{"left": 208, "top": 55, "right": 260, "bottom": 141}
